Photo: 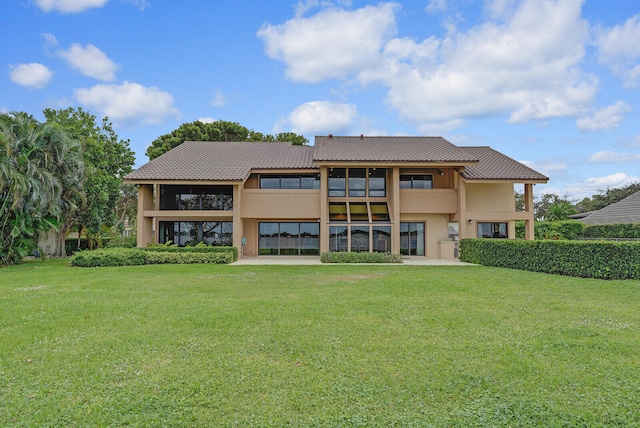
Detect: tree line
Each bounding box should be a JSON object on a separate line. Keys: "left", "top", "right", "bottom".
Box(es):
{"left": 516, "top": 182, "right": 640, "bottom": 222}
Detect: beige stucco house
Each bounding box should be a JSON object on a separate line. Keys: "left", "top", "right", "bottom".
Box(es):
{"left": 123, "top": 136, "right": 548, "bottom": 259}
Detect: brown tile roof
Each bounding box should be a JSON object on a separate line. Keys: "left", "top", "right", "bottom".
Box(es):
{"left": 579, "top": 190, "right": 640, "bottom": 224}
{"left": 459, "top": 146, "right": 549, "bottom": 182}
{"left": 313, "top": 136, "right": 479, "bottom": 163}
{"left": 124, "top": 141, "right": 316, "bottom": 182}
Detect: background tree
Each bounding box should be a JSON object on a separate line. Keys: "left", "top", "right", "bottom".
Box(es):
{"left": 533, "top": 193, "right": 576, "bottom": 221}
{"left": 0, "top": 112, "right": 84, "bottom": 264}
{"left": 44, "top": 107, "right": 135, "bottom": 256}
{"left": 576, "top": 182, "right": 640, "bottom": 213}
{"left": 114, "top": 183, "right": 138, "bottom": 233}
{"left": 145, "top": 120, "right": 308, "bottom": 160}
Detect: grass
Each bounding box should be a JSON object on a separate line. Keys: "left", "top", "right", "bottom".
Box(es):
{"left": 1, "top": 259, "right": 639, "bottom": 426}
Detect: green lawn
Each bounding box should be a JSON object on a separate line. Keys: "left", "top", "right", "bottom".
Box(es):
{"left": 1, "top": 259, "right": 639, "bottom": 427}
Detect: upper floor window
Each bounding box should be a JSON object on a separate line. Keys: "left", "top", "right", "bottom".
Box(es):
{"left": 160, "top": 185, "right": 233, "bottom": 211}
{"left": 400, "top": 174, "right": 433, "bottom": 189}
{"left": 260, "top": 174, "right": 320, "bottom": 190}
{"left": 349, "top": 169, "right": 367, "bottom": 197}
{"left": 329, "top": 167, "right": 386, "bottom": 198}
{"left": 328, "top": 168, "right": 346, "bottom": 197}
{"left": 368, "top": 168, "right": 386, "bottom": 197}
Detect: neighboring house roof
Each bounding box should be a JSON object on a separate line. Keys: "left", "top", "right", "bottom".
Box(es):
{"left": 313, "top": 136, "right": 479, "bottom": 163}
{"left": 577, "top": 190, "right": 640, "bottom": 224}
{"left": 459, "top": 146, "right": 549, "bottom": 182}
{"left": 123, "top": 137, "right": 548, "bottom": 184}
{"left": 124, "top": 141, "right": 316, "bottom": 181}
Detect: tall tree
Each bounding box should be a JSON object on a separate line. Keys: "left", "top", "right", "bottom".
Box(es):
{"left": 0, "top": 112, "right": 84, "bottom": 264}
{"left": 146, "top": 120, "right": 308, "bottom": 160}
{"left": 43, "top": 107, "right": 135, "bottom": 256}
{"left": 576, "top": 182, "right": 640, "bottom": 213}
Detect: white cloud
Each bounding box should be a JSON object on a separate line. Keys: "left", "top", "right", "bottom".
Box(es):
{"left": 426, "top": 0, "right": 447, "bottom": 13}
{"left": 211, "top": 90, "right": 227, "bottom": 108}
{"left": 57, "top": 43, "right": 118, "bottom": 81}
{"left": 42, "top": 32, "right": 59, "bottom": 47}
{"left": 9, "top": 63, "right": 53, "bottom": 89}
{"left": 380, "top": 0, "right": 595, "bottom": 126}
{"left": 588, "top": 151, "right": 640, "bottom": 164}
{"left": 259, "top": 0, "right": 596, "bottom": 129}
{"left": 197, "top": 117, "right": 216, "bottom": 124}
{"left": 563, "top": 172, "right": 640, "bottom": 199}
{"left": 257, "top": 3, "right": 398, "bottom": 83}
{"left": 596, "top": 14, "right": 640, "bottom": 86}
{"left": 576, "top": 101, "right": 631, "bottom": 132}
{"left": 1, "top": 106, "right": 8, "bottom": 114}
{"left": 74, "top": 81, "right": 180, "bottom": 126}
{"left": 520, "top": 159, "right": 567, "bottom": 176}
{"left": 34, "top": 0, "right": 110, "bottom": 13}
{"left": 279, "top": 101, "right": 358, "bottom": 135}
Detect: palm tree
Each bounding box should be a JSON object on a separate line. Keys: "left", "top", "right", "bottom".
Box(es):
{"left": 0, "top": 112, "right": 83, "bottom": 264}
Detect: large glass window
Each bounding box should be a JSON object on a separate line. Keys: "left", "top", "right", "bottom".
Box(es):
{"left": 328, "top": 168, "right": 346, "bottom": 197}
{"left": 259, "top": 222, "right": 319, "bottom": 255}
{"left": 370, "top": 203, "right": 390, "bottom": 222}
{"left": 351, "top": 226, "right": 370, "bottom": 252}
{"left": 373, "top": 226, "right": 391, "bottom": 252}
{"left": 349, "top": 202, "right": 369, "bottom": 222}
{"left": 329, "top": 226, "right": 348, "bottom": 252}
{"left": 478, "top": 222, "right": 507, "bottom": 238}
{"left": 348, "top": 168, "right": 367, "bottom": 197}
{"left": 329, "top": 203, "right": 347, "bottom": 222}
{"left": 368, "top": 168, "right": 386, "bottom": 197}
{"left": 400, "top": 175, "right": 433, "bottom": 189}
{"left": 400, "top": 222, "right": 425, "bottom": 256}
{"left": 159, "top": 221, "right": 233, "bottom": 246}
{"left": 260, "top": 174, "right": 320, "bottom": 189}
{"left": 160, "top": 185, "right": 233, "bottom": 211}
{"left": 202, "top": 221, "right": 233, "bottom": 246}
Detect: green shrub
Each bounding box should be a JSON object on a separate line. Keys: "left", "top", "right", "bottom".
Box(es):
{"left": 104, "top": 236, "right": 137, "bottom": 248}
{"left": 583, "top": 223, "right": 640, "bottom": 239}
{"left": 144, "top": 245, "right": 238, "bottom": 260}
{"left": 320, "top": 251, "right": 402, "bottom": 264}
{"left": 459, "top": 238, "right": 640, "bottom": 280}
{"left": 70, "top": 248, "right": 146, "bottom": 267}
{"left": 70, "top": 246, "right": 238, "bottom": 267}
{"left": 143, "top": 251, "right": 235, "bottom": 265}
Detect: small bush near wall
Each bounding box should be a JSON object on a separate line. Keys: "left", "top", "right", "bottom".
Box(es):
{"left": 583, "top": 223, "right": 640, "bottom": 239}
{"left": 459, "top": 238, "right": 640, "bottom": 280}
{"left": 320, "top": 252, "right": 402, "bottom": 264}
{"left": 70, "top": 246, "right": 237, "bottom": 267}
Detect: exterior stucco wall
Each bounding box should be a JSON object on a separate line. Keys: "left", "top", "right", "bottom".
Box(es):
{"left": 400, "top": 213, "right": 450, "bottom": 258}
{"left": 466, "top": 182, "right": 515, "bottom": 212}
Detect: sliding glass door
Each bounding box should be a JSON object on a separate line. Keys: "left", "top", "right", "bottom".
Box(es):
{"left": 400, "top": 222, "right": 425, "bottom": 256}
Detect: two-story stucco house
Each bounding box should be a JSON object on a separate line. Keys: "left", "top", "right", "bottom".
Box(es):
{"left": 123, "top": 136, "right": 548, "bottom": 259}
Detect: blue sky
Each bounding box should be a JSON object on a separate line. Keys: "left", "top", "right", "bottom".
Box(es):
{"left": 2, "top": 0, "right": 639, "bottom": 200}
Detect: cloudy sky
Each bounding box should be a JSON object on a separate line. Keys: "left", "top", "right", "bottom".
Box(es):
{"left": 2, "top": 0, "right": 639, "bottom": 199}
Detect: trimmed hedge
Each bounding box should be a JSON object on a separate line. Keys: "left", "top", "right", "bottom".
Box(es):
{"left": 70, "top": 246, "right": 237, "bottom": 267}
{"left": 320, "top": 251, "right": 402, "bottom": 264}
{"left": 583, "top": 223, "right": 640, "bottom": 239}
{"left": 459, "top": 238, "right": 640, "bottom": 280}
